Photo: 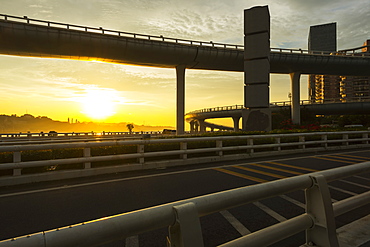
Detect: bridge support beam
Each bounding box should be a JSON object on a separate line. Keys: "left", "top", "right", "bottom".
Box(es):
{"left": 198, "top": 119, "right": 206, "bottom": 133}
{"left": 290, "top": 72, "right": 301, "bottom": 125}
{"left": 243, "top": 6, "right": 271, "bottom": 132}
{"left": 176, "top": 65, "right": 186, "bottom": 135}
{"left": 232, "top": 116, "right": 241, "bottom": 131}
{"left": 189, "top": 120, "right": 195, "bottom": 133}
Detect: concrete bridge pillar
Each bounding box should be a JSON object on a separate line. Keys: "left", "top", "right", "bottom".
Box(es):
{"left": 198, "top": 119, "right": 206, "bottom": 133}
{"left": 189, "top": 120, "right": 195, "bottom": 133}
{"left": 290, "top": 72, "right": 301, "bottom": 125}
{"left": 232, "top": 116, "right": 241, "bottom": 131}
{"left": 243, "top": 6, "right": 271, "bottom": 132}
{"left": 176, "top": 65, "right": 186, "bottom": 135}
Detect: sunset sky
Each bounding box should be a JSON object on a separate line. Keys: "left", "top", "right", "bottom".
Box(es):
{"left": 0, "top": 0, "right": 369, "bottom": 128}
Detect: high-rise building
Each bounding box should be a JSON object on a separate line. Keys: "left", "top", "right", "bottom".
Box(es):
{"left": 362, "top": 39, "right": 370, "bottom": 53}
{"left": 313, "top": 75, "right": 341, "bottom": 102}
{"left": 308, "top": 23, "right": 338, "bottom": 103}
{"left": 308, "top": 23, "right": 337, "bottom": 52}
{"left": 338, "top": 40, "right": 370, "bottom": 102}
{"left": 340, "top": 75, "right": 370, "bottom": 102}
{"left": 308, "top": 36, "right": 370, "bottom": 103}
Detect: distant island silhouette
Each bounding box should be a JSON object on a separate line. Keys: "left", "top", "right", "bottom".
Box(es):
{"left": 0, "top": 114, "right": 174, "bottom": 133}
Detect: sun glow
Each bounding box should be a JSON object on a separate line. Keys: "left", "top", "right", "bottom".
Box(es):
{"left": 80, "top": 88, "right": 118, "bottom": 120}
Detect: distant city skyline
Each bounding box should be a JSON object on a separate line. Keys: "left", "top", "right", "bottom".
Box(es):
{"left": 0, "top": 0, "right": 369, "bottom": 128}
{"left": 0, "top": 113, "right": 171, "bottom": 133}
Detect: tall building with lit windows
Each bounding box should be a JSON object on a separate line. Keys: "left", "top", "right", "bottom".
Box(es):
{"left": 340, "top": 75, "right": 370, "bottom": 102}
{"left": 339, "top": 40, "right": 370, "bottom": 102}
{"left": 308, "top": 24, "right": 370, "bottom": 103}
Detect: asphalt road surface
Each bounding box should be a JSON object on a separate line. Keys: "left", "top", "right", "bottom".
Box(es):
{"left": 1, "top": 149, "right": 370, "bottom": 247}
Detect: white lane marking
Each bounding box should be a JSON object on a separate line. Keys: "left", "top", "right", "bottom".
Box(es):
{"left": 328, "top": 185, "right": 358, "bottom": 196}
{"left": 279, "top": 195, "right": 305, "bottom": 209}
{"left": 219, "top": 210, "right": 251, "bottom": 236}
{"left": 339, "top": 179, "right": 370, "bottom": 189}
{"left": 125, "top": 235, "right": 139, "bottom": 247}
{"left": 253, "top": 202, "right": 287, "bottom": 222}
{"left": 0, "top": 167, "right": 224, "bottom": 198}
{"left": 353, "top": 175, "right": 370, "bottom": 182}
{"left": 337, "top": 214, "right": 370, "bottom": 247}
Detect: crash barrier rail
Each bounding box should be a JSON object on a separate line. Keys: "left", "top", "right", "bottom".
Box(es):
{"left": 0, "top": 130, "right": 370, "bottom": 187}
{"left": 0, "top": 130, "right": 162, "bottom": 139}
{"left": 0, "top": 134, "right": 159, "bottom": 147}
{"left": 1, "top": 161, "right": 369, "bottom": 246}
{"left": 1, "top": 14, "right": 369, "bottom": 57}
{"left": 187, "top": 97, "right": 370, "bottom": 114}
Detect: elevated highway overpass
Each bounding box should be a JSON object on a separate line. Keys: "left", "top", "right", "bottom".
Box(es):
{"left": 1, "top": 14, "right": 370, "bottom": 133}
{"left": 185, "top": 100, "right": 370, "bottom": 132}
{"left": 1, "top": 14, "right": 370, "bottom": 74}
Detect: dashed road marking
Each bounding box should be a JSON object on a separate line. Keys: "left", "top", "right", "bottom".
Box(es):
{"left": 220, "top": 210, "right": 251, "bottom": 236}
{"left": 253, "top": 201, "right": 287, "bottom": 222}
{"left": 335, "top": 154, "right": 370, "bottom": 161}
{"left": 248, "top": 163, "right": 303, "bottom": 175}
{"left": 325, "top": 155, "right": 368, "bottom": 163}
{"left": 328, "top": 185, "right": 358, "bottom": 196}
{"left": 214, "top": 168, "right": 267, "bottom": 183}
{"left": 234, "top": 165, "right": 286, "bottom": 179}
{"left": 353, "top": 175, "right": 370, "bottom": 182}
{"left": 313, "top": 156, "right": 354, "bottom": 164}
{"left": 279, "top": 195, "right": 305, "bottom": 209}
{"left": 266, "top": 161, "right": 317, "bottom": 172}
{"left": 339, "top": 179, "right": 370, "bottom": 189}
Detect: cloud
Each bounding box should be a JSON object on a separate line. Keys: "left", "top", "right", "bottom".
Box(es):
{"left": 268, "top": 0, "right": 370, "bottom": 49}
{"left": 5, "top": 0, "right": 368, "bottom": 49}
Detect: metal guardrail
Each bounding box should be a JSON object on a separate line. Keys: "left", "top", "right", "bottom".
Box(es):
{"left": 0, "top": 130, "right": 162, "bottom": 139}
{"left": 0, "top": 131, "right": 369, "bottom": 180}
{"left": 1, "top": 160, "right": 369, "bottom": 246}
{"left": 1, "top": 14, "right": 370, "bottom": 57}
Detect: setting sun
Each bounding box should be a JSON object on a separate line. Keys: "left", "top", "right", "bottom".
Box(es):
{"left": 80, "top": 88, "right": 117, "bottom": 120}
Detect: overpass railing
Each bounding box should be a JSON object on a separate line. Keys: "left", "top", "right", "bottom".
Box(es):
{"left": 0, "top": 160, "right": 369, "bottom": 246}
{"left": 1, "top": 130, "right": 370, "bottom": 187}
{"left": 0, "top": 14, "right": 243, "bottom": 50}
{"left": 271, "top": 47, "right": 370, "bottom": 57}
{"left": 1, "top": 14, "right": 369, "bottom": 57}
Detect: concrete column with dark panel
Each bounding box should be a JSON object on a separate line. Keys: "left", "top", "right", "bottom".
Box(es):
{"left": 243, "top": 6, "right": 271, "bottom": 131}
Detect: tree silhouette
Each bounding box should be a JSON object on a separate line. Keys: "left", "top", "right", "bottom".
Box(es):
{"left": 126, "top": 123, "right": 134, "bottom": 134}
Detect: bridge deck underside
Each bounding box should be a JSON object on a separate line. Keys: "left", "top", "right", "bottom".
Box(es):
{"left": 1, "top": 20, "right": 370, "bottom": 76}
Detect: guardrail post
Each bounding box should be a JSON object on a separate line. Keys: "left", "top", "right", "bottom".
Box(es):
{"left": 299, "top": 136, "right": 305, "bottom": 149}
{"left": 167, "top": 202, "right": 204, "bottom": 247}
{"left": 362, "top": 133, "right": 369, "bottom": 144}
{"left": 343, "top": 134, "right": 349, "bottom": 146}
{"left": 322, "top": 135, "right": 328, "bottom": 149}
{"left": 84, "top": 147, "right": 91, "bottom": 169}
{"left": 274, "top": 137, "right": 281, "bottom": 151}
{"left": 137, "top": 144, "right": 144, "bottom": 164}
{"left": 247, "top": 138, "right": 254, "bottom": 154}
{"left": 13, "top": 151, "right": 22, "bottom": 176}
{"left": 216, "top": 140, "right": 223, "bottom": 157}
{"left": 305, "top": 175, "right": 339, "bottom": 247}
{"left": 180, "top": 142, "right": 187, "bottom": 160}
